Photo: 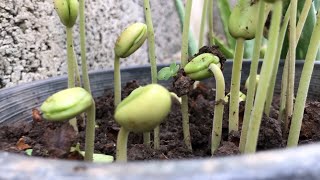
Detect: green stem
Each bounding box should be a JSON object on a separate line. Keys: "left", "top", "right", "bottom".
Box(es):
{"left": 182, "top": 95, "right": 192, "bottom": 151}
{"left": 208, "top": 0, "right": 214, "bottom": 45}
{"left": 84, "top": 102, "right": 96, "bottom": 161}
{"left": 73, "top": 55, "right": 81, "bottom": 87}
{"left": 174, "top": 0, "right": 198, "bottom": 56}
{"left": 278, "top": 0, "right": 312, "bottom": 123}
{"left": 228, "top": 38, "right": 245, "bottom": 133}
{"left": 199, "top": 0, "right": 209, "bottom": 47}
{"left": 143, "top": 0, "right": 157, "bottom": 149}
{"left": 153, "top": 126, "right": 160, "bottom": 149}
{"left": 66, "top": 27, "right": 78, "bottom": 132}
{"left": 264, "top": 4, "right": 290, "bottom": 116}
{"left": 143, "top": 132, "right": 150, "bottom": 147}
{"left": 79, "top": 0, "right": 91, "bottom": 93}
{"left": 285, "top": 0, "right": 298, "bottom": 135}
{"left": 239, "top": 0, "right": 265, "bottom": 153}
{"left": 279, "top": 59, "right": 288, "bottom": 122}
{"left": 209, "top": 63, "right": 225, "bottom": 154}
{"left": 244, "top": 1, "right": 282, "bottom": 153}
{"left": 114, "top": 55, "right": 121, "bottom": 106}
{"left": 180, "top": 0, "right": 193, "bottom": 151}
{"left": 116, "top": 127, "right": 130, "bottom": 162}
{"left": 287, "top": 11, "right": 320, "bottom": 147}
{"left": 66, "top": 27, "right": 75, "bottom": 88}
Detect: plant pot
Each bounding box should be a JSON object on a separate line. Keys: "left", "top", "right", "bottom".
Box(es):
{"left": 1, "top": 60, "right": 320, "bottom": 179}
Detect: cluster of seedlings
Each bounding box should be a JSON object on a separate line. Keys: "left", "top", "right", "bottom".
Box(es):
{"left": 30, "top": 0, "right": 320, "bottom": 162}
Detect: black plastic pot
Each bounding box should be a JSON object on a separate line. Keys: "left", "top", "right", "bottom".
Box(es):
{"left": 1, "top": 61, "right": 320, "bottom": 179}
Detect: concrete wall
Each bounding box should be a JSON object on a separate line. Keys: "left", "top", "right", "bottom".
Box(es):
{"left": 0, "top": 0, "right": 233, "bottom": 88}
{"left": 0, "top": 0, "right": 183, "bottom": 88}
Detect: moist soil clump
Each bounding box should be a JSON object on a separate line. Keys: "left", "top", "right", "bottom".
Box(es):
{"left": 1, "top": 81, "right": 320, "bottom": 161}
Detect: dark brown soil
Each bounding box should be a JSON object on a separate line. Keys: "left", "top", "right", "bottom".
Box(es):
{"left": 1, "top": 81, "right": 320, "bottom": 162}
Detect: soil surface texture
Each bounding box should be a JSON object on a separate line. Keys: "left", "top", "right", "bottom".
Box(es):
{"left": 1, "top": 80, "right": 320, "bottom": 162}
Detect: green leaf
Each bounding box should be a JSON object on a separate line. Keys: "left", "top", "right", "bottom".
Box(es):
{"left": 169, "top": 63, "right": 180, "bottom": 75}
{"left": 213, "top": 37, "right": 234, "bottom": 58}
{"left": 217, "top": 0, "right": 236, "bottom": 49}
{"left": 158, "top": 67, "right": 172, "bottom": 80}
{"left": 25, "top": 149, "right": 33, "bottom": 156}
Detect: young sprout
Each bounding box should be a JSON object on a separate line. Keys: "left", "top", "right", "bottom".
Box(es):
{"left": 227, "top": 0, "right": 260, "bottom": 134}
{"left": 40, "top": 87, "right": 96, "bottom": 161}
{"left": 114, "top": 23, "right": 148, "bottom": 106}
{"left": 114, "top": 84, "right": 172, "bottom": 162}
{"left": 54, "top": 0, "right": 82, "bottom": 131}
{"left": 184, "top": 53, "right": 225, "bottom": 154}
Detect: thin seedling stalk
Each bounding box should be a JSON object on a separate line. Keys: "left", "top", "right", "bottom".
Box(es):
{"left": 116, "top": 127, "right": 130, "bottom": 162}
{"left": 209, "top": 63, "right": 225, "bottom": 154}
{"left": 114, "top": 55, "right": 121, "bottom": 106}
{"left": 264, "top": 4, "right": 291, "bottom": 116}
{"left": 287, "top": 11, "right": 320, "bottom": 147}
{"left": 228, "top": 38, "right": 244, "bottom": 133}
{"left": 278, "top": 0, "right": 312, "bottom": 123}
{"left": 285, "top": 0, "right": 298, "bottom": 136}
{"left": 84, "top": 101, "right": 96, "bottom": 161}
{"left": 180, "top": 0, "right": 193, "bottom": 151}
{"left": 244, "top": 0, "right": 282, "bottom": 153}
{"left": 208, "top": 0, "right": 214, "bottom": 45}
{"left": 199, "top": 0, "right": 209, "bottom": 47}
{"left": 79, "top": 0, "right": 95, "bottom": 161}
{"left": 239, "top": 0, "right": 265, "bottom": 153}
{"left": 143, "top": 0, "right": 158, "bottom": 149}
{"left": 66, "top": 27, "right": 79, "bottom": 132}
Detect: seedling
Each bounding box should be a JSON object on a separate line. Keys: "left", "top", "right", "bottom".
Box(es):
{"left": 54, "top": 0, "right": 82, "bottom": 131}
{"left": 114, "top": 23, "right": 148, "bottom": 107}
{"left": 228, "top": 0, "right": 260, "bottom": 134}
{"left": 184, "top": 53, "right": 225, "bottom": 154}
{"left": 114, "top": 84, "right": 172, "bottom": 162}
{"left": 158, "top": 63, "right": 180, "bottom": 81}
{"left": 40, "top": 87, "right": 96, "bottom": 161}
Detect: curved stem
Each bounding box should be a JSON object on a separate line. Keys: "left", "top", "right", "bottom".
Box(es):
{"left": 116, "top": 127, "right": 130, "bottom": 162}
{"left": 209, "top": 63, "right": 225, "bottom": 154}
{"left": 208, "top": 0, "right": 214, "bottom": 45}
{"left": 79, "top": 0, "right": 91, "bottom": 93}
{"left": 199, "top": 0, "right": 209, "bottom": 47}
{"left": 114, "top": 55, "right": 121, "bottom": 107}
{"left": 180, "top": 0, "right": 193, "bottom": 151}
{"left": 239, "top": 0, "right": 265, "bottom": 153}
{"left": 264, "top": 4, "right": 290, "bottom": 116}
{"left": 244, "top": 1, "right": 282, "bottom": 153}
{"left": 287, "top": 12, "right": 320, "bottom": 147}
{"left": 84, "top": 102, "right": 96, "bottom": 161}
{"left": 228, "top": 38, "right": 245, "bottom": 133}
